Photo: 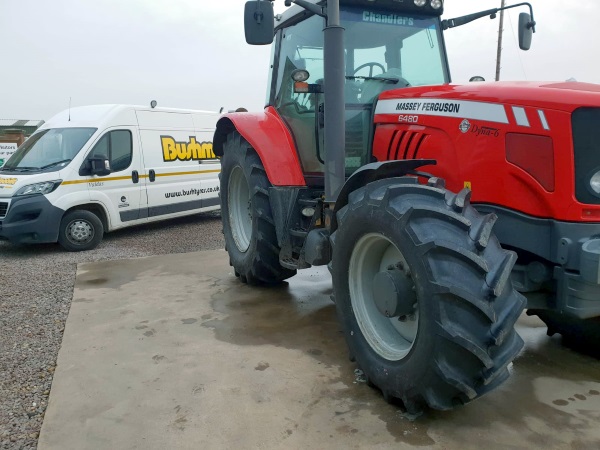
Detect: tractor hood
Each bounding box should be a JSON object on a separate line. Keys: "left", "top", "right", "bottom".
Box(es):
{"left": 378, "top": 81, "right": 600, "bottom": 113}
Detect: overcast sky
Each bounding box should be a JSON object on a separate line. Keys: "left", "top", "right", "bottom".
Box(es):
{"left": 0, "top": 0, "right": 598, "bottom": 120}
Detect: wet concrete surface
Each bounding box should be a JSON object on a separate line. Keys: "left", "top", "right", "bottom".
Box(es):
{"left": 39, "top": 250, "right": 600, "bottom": 449}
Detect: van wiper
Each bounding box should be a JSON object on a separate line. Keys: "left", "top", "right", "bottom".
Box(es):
{"left": 5, "top": 166, "right": 40, "bottom": 172}
{"left": 346, "top": 75, "right": 399, "bottom": 84}
{"left": 40, "top": 159, "right": 71, "bottom": 170}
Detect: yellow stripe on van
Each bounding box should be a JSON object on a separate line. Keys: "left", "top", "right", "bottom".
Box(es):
{"left": 155, "top": 169, "right": 221, "bottom": 178}
{"left": 61, "top": 169, "right": 220, "bottom": 185}
{"left": 62, "top": 176, "right": 133, "bottom": 185}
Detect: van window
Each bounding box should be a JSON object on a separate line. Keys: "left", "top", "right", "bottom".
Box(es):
{"left": 89, "top": 130, "right": 132, "bottom": 172}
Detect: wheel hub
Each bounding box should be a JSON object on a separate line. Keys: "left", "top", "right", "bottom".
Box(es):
{"left": 68, "top": 220, "right": 93, "bottom": 243}
{"left": 373, "top": 265, "right": 417, "bottom": 318}
{"left": 228, "top": 166, "right": 252, "bottom": 252}
{"left": 349, "top": 233, "right": 419, "bottom": 361}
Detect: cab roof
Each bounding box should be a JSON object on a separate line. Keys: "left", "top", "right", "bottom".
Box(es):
{"left": 275, "top": 0, "right": 443, "bottom": 29}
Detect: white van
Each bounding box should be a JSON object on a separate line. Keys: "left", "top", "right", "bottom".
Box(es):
{"left": 0, "top": 104, "right": 221, "bottom": 251}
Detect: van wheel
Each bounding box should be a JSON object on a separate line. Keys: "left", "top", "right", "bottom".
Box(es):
{"left": 58, "top": 210, "right": 104, "bottom": 252}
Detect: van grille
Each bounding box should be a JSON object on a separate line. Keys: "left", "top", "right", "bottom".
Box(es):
{"left": 0, "top": 202, "right": 8, "bottom": 218}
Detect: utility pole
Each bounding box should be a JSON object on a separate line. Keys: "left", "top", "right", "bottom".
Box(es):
{"left": 495, "top": 0, "right": 506, "bottom": 81}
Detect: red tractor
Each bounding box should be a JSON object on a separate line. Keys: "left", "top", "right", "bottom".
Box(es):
{"left": 214, "top": 0, "right": 600, "bottom": 414}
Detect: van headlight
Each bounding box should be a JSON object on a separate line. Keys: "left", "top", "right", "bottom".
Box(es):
{"left": 14, "top": 180, "right": 62, "bottom": 196}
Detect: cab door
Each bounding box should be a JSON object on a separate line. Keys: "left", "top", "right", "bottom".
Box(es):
{"left": 272, "top": 16, "right": 326, "bottom": 176}
{"left": 86, "top": 128, "right": 145, "bottom": 227}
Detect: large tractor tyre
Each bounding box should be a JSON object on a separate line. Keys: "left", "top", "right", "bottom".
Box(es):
{"left": 330, "top": 179, "right": 526, "bottom": 414}
{"left": 220, "top": 132, "right": 296, "bottom": 285}
{"left": 58, "top": 209, "right": 104, "bottom": 252}
{"left": 532, "top": 310, "right": 600, "bottom": 347}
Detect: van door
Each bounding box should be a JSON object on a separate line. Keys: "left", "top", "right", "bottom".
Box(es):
{"left": 192, "top": 112, "right": 221, "bottom": 209}
{"left": 137, "top": 111, "right": 202, "bottom": 220}
{"left": 85, "top": 128, "right": 145, "bottom": 226}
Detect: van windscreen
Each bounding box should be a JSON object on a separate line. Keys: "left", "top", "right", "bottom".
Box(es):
{"left": 1, "top": 127, "right": 97, "bottom": 172}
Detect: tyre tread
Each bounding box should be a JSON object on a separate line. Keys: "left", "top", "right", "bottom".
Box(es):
{"left": 221, "top": 132, "right": 296, "bottom": 284}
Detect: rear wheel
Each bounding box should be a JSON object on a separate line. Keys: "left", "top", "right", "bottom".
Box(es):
{"left": 330, "top": 179, "right": 526, "bottom": 413}
{"left": 58, "top": 210, "right": 104, "bottom": 252}
{"left": 220, "top": 132, "right": 296, "bottom": 284}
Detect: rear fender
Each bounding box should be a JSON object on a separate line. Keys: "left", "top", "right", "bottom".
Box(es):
{"left": 213, "top": 107, "right": 305, "bottom": 186}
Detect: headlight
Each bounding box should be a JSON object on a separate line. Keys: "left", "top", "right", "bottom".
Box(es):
{"left": 14, "top": 180, "right": 62, "bottom": 196}
{"left": 430, "top": 0, "right": 443, "bottom": 9}
{"left": 414, "top": 0, "right": 426, "bottom": 6}
{"left": 590, "top": 172, "right": 600, "bottom": 194}
{"left": 291, "top": 69, "right": 310, "bottom": 82}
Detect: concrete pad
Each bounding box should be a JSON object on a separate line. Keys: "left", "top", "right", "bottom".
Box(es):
{"left": 39, "top": 250, "right": 600, "bottom": 449}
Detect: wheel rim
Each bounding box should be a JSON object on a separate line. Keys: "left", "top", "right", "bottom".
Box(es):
{"left": 65, "top": 219, "right": 94, "bottom": 246}
{"left": 349, "top": 233, "right": 419, "bottom": 361}
{"left": 228, "top": 165, "right": 252, "bottom": 252}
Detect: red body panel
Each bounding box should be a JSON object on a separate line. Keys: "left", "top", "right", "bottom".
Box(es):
{"left": 220, "top": 106, "right": 305, "bottom": 186}
{"left": 373, "top": 81, "right": 600, "bottom": 222}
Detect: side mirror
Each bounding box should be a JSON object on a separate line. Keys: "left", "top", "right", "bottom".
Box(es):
{"left": 244, "top": 1, "right": 274, "bottom": 45}
{"left": 518, "top": 13, "right": 533, "bottom": 50}
{"left": 89, "top": 155, "right": 111, "bottom": 176}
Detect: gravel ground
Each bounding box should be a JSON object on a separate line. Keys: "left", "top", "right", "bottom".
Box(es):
{"left": 0, "top": 211, "right": 224, "bottom": 449}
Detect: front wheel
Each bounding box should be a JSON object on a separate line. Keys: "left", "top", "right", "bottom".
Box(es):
{"left": 58, "top": 210, "right": 104, "bottom": 252}
{"left": 331, "top": 179, "right": 526, "bottom": 413}
{"left": 220, "top": 132, "right": 296, "bottom": 284}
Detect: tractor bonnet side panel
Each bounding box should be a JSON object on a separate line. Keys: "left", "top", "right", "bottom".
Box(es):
{"left": 372, "top": 85, "right": 593, "bottom": 222}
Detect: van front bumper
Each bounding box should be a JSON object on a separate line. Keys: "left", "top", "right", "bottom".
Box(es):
{"left": 0, "top": 195, "right": 63, "bottom": 244}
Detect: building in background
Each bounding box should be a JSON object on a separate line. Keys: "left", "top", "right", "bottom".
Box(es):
{"left": 0, "top": 120, "right": 44, "bottom": 167}
{"left": 0, "top": 119, "right": 45, "bottom": 137}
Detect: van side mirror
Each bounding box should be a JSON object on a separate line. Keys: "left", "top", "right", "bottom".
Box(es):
{"left": 89, "top": 155, "right": 111, "bottom": 176}
{"left": 518, "top": 13, "right": 533, "bottom": 50}
{"left": 244, "top": 1, "right": 274, "bottom": 45}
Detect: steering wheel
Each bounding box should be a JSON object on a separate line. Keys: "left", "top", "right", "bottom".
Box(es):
{"left": 353, "top": 62, "right": 385, "bottom": 78}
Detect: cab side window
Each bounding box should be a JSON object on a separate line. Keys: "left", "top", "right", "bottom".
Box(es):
{"left": 89, "top": 130, "right": 132, "bottom": 172}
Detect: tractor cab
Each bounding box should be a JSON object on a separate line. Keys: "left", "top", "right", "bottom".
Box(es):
{"left": 269, "top": 1, "right": 447, "bottom": 179}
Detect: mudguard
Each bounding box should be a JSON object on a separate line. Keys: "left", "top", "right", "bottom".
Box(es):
{"left": 213, "top": 106, "right": 305, "bottom": 186}
{"left": 332, "top": 159, "right": 437, "bottom": 231}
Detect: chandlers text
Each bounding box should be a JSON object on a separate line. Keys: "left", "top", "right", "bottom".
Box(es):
{"left": 362, "top": 11, "right": 414, "bottom": 26}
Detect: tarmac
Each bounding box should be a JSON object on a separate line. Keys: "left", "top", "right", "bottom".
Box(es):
{"left": 38, "top": 249, "right": 600, "bottom": 449}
